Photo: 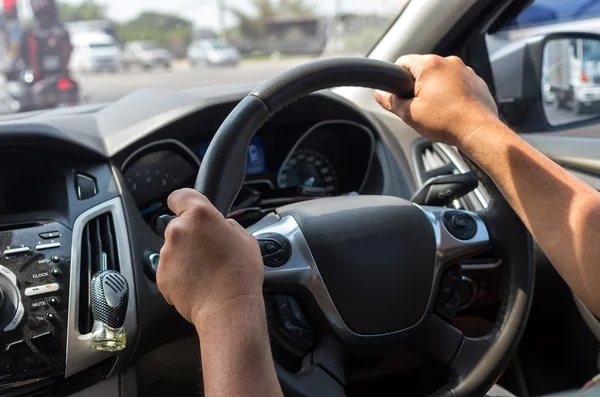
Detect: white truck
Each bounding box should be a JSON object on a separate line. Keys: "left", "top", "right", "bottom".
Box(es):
{"left": 544, "top": 38, "right": 600, "bottom": 114}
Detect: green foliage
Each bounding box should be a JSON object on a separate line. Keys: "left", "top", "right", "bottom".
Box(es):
{"left": 116, "top": 12, "right": 193, "bottom": 46}
{"left": 57, "top": 1, "right": 106, "bottom": 22}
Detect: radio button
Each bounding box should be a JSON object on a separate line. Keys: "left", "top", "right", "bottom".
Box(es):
{"left": 3, "top": 247, "right": 30, "bottom": 256}
{"left": 24, "top": 283, "right": 59, "bottom": 297}
{"left": 39, "top": 231, "right": 60, "bottom": 239}
{"left": 34, "top": 242, "right": 61, "bottom": 251}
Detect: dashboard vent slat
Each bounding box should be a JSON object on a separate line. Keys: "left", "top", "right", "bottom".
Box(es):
{"left": 78, "top": 212, "right": 120, "bottom": 334}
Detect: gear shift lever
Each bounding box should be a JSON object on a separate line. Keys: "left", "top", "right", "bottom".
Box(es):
{"left": 90, "top": 270, "right": 129, "bottom": 352}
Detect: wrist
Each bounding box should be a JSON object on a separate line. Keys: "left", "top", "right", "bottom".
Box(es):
{"left": 193, "top": 293, "right": 266, "bottom": 334}
{"left": 454, "top": 115, "right": 505, "bottom": 154}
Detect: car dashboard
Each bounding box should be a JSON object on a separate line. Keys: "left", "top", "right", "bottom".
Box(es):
{"left": 0, "top": 86, "right": 502, "bottom": 396}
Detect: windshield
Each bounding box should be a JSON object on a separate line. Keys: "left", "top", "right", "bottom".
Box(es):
{"left": 0, "top": 0, "right": 407, "bottom": 112}
{"left": 583, "top": 40, "right": 600, "bottom": 62}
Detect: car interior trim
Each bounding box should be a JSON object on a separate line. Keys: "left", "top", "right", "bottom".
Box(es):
{"left": 436, "top": 143, "right": 489, "bottom": 209}
{"left": 65, "top": 197, "right": 138, "bottom": 378}
{"left": 461, "top": 259, "right": 503, "bottom": 270}
{"left": 255, "top": 206, "right": 488, "bottom": 343}
{"left": 120, "top": 138, "right": 201, "bottom": 172}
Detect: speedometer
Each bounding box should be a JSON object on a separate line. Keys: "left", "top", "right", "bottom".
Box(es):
{"left": 277, "top": 148, "right": 338, "bottom": 195}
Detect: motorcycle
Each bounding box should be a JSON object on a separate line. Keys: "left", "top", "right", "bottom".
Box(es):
{"left": 6, "top": 68, "right": 80, "bottom": 112}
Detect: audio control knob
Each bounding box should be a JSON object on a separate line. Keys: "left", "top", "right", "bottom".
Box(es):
{"left": 0, "top": 270, "right": 21, "bottom": 332}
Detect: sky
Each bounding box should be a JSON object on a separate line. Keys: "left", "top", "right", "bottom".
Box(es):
{"left": 15, "top": 0, "right": 406, "bottom": 31}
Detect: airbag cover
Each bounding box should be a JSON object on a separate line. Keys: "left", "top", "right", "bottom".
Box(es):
{"left": 277, "top": 196, "right": 436, "bottom": 335}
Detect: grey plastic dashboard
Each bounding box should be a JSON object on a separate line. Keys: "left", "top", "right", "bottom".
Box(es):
{"left": 0, "top": 84, "right": 265, "bottom": 158}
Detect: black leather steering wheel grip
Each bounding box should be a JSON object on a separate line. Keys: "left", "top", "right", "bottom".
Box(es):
{"left": 165, "top": 57, "right": 534, "bottom": 397}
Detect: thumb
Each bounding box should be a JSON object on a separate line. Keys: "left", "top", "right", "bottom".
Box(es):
{"left": 374, "top": 89, "right": 413, "bottom": 120}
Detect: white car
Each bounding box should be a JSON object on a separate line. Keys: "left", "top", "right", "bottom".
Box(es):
{"left": 69, "top": 31, "right": 121, "bottom": 73}
{"left": 187, "top": 39, "right": 240, "bottom": 67}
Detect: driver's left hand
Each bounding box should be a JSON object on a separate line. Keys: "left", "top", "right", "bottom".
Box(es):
{"left": 157, "top": 188, "right": 264, "bottom": 326}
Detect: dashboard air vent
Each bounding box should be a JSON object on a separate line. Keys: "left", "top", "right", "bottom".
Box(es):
{"left": 78, "top": 212, "right": 120, "bottom": 334}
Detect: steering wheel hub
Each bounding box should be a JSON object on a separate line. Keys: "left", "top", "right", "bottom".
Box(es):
{"left": 278, "top": 195, "right": 436, "bottom": 335}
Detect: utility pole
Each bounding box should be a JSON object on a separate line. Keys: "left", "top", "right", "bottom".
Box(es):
{"left": 217, "top": 0, "right": 227, "bottom": 39}
{"left": 335, "top": 0, "right": 342, "bottom": 20}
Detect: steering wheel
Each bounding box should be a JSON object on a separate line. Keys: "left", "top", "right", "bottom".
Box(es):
{"left": 192, "top": 58, "right": 535, "bottom": 397}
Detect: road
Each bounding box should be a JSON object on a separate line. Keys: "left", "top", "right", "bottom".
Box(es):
{"left": 74, "top": 59, "right": 310, "bottom": 104}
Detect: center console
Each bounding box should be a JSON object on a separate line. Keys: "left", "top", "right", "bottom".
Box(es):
{"left": 0, "top": 150, "right": 138, "bottom": 396}
{"left": 0, "top": 222, "right": 71, "bottom": 385}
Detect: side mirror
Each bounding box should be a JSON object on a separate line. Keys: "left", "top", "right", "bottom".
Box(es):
{"left": 491, "top": 32, "right": 600, "bottom": 132}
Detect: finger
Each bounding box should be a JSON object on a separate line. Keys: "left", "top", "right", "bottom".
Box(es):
{"left": 395, "top": 54, "right": 425, "bottom": 79}
{"left": 374, "top": 90, "right": 413, "bottom": 119}
{"left": 167, "top": 188, "right": 211, "bottom": 217}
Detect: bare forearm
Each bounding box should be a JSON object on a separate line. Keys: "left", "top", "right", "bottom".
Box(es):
{"left": 460, "top": 122, "right": 600, "bottom": 315}
{"left": 195, "top": 296, "right": 283, "bottom": 397}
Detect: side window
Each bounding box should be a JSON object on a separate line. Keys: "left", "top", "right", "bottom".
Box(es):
{"left": 486, "top": 0, "right": 600, "bottom": 129}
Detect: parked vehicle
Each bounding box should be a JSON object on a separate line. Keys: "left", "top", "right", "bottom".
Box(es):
{"left": 5, "top": 69, "right": 79, "bottom": 112}
{"left": 544, "top": 38, "right": 600, "bottom": 114}
{"left": 122, "top": 40, "right": 172, "bottom": 71}
{"left": 187, "top": 39, "right": 240, "bottom": 67}
{"left": 69, "top": 31, "right": 121, "bottom": 73}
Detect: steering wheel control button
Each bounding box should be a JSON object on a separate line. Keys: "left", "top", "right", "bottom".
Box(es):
{"left": 256, "top": 233, "right": 291, "bottom": 268}
{"left": 3, "top": 246, "right": 31, "bottom": 257}
{"left": 275, "top": 295, "right": 315, "bottom": 349}
{"left": 24, "top": 283, "right": 59, "bottom": 297}
{"left": 34, "top": 242, "right": 61, "bottom": 251}
{"left": 4, "top": 302, "right": 25, "bottom": 332}
{"left": 435, "top": 267, "right": 462, "bottom": 322}
{"left": 39, "top": 231, "right": 61, "bottom": 239}
{"left": 143, "top": 250, "right": 160, "bottom": 280}
{"left": 442, "top": 211, "right": 478, "bottom": 240}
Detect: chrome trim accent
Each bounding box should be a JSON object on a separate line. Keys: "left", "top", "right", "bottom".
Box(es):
{"left": 4, "top": 301, "right": 24, "bottom": 331}
{"left": 461, "top": 260, "right": 503, "bottom": 271}
{"left": 3, "top": 247, "right": 31, "bottom": 256}
{"left": 34, "top": 242, "right": 61, "bottom": 251}
{"left": 253, "top": 207, "right": 489, "bottom": 342}
{"left": 435, "top": 144, "right": 489, "bottom": 209}
{"left": 65, "top": 197, "right": 137, "bottom": 378}
{"left": 121, "top": 138, "right": 201, "bottom": 171}
{"left": 276, "top": 120, "right": 375, "bottom": 193}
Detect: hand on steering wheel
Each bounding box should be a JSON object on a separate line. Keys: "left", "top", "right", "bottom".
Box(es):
{"left": 158, "top": 57, "right": 534, "bottom": 397}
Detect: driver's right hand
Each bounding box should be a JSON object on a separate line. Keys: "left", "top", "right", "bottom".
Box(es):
{"left": 375, "top": 54, "right": 501, "bottom": 148}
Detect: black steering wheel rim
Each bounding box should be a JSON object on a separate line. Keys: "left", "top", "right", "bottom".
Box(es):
{"left": 194, "top": 57, "right": 535, "bottom": 397}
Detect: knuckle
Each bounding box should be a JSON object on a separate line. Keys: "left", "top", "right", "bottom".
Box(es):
{"left": 446, "top": 55, "right": 463, "bottom": 64}
{"left": 188, "top": 200, "right": 214, "bottom": 219}
{"left": 164, "top": 219, "right": 188, "bottom": 240}
{"left": 424, "top": 54, "right": 442, "bottom": 67}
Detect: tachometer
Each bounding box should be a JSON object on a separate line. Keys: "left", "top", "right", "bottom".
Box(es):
{"left": 277, "top": 148, "right": 338, "bottom": 195}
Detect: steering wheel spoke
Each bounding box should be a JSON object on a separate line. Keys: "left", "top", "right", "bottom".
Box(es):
{"left": 422, "top": 206, "right": 489, "bottom": 267}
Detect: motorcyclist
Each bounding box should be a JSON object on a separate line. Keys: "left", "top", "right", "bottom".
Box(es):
{"left": 19, "top": 0, "right": 72, "bottom": 82}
